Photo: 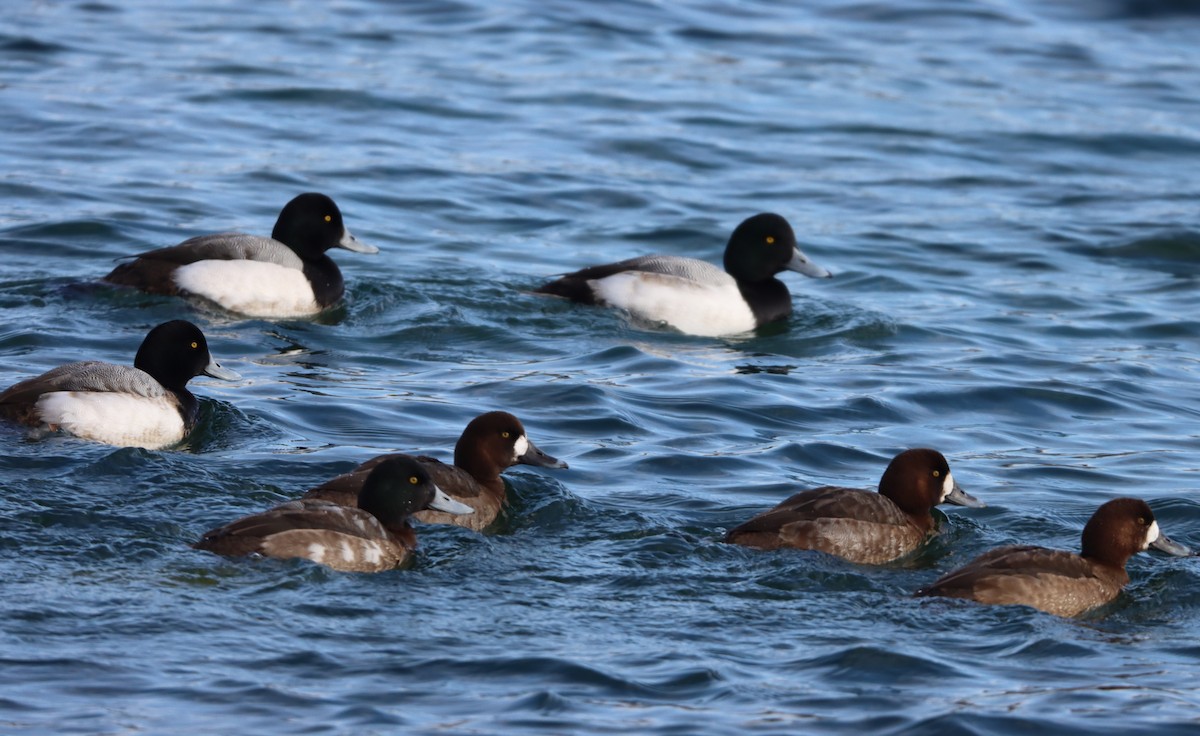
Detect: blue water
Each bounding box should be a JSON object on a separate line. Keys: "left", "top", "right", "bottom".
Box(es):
{"left": 3, "top": 0, "right": 1200, "bottom": 733}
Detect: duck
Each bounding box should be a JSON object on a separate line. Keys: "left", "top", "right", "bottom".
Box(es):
{"left": 915, "top": 497, "right": 1191, "bottom": 617}
{"left": 0, "top": 319, "right": 239, "bottom": 449}
{"left": 724, "top": 448, "right": 985, "bottom": 564}
{"left": 193, "top": 456, "right": 474, "bottom": 572}
{"left": 534, "top": 212, "right": 831, "bottom": 336}
{"left": 304, "top": 411, "right": 568, "bottom": 531}
{"left": 104, "top": 192, "right": 378, "bottom": 318}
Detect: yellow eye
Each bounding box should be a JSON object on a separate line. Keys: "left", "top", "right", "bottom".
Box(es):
{"left": 190, "top": 341, "right": 198, "bottom": 349}
{"left": 501, "top": 431, "right": 510, "bottom": 439}
{"left": 932, "top": 470, "right": 941, "bottom": 478}
{"left": 765, "top": 236, "right": 775, "bottom": 244}
{"left": 324, "top": 215, "right": 332, "bottom": 222}
{"left": 409, "top": 476, "right": 419, "bottom": 485}
{"left": 1138, "top": 516, "right": 1147, "bottom": 525}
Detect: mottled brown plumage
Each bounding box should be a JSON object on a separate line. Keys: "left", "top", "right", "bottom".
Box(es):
{"left": 195, "top": 457, "right": 472, "bottom": 573}
{"left": 916, "top": 497, "right": 1191, "bottom": 617}
{"left": 304, "top": 411, "right": 567, "bottom": 531}
{"left": 725, "top": 449, "right": 985, "bottom": 564}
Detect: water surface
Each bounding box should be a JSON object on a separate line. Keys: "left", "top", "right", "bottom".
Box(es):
{"left": 2, "top": 1, "right": 1200, "bottom": 733}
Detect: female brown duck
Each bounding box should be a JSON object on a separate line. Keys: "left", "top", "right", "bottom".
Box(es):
{"left": 725, "top": 448, "right": 985, "bottom": 564}
{"left": 195, "top": 457, "right": 472, "bottom": 572}
{"left": 304, "top": 411, "right": 567, "bottom": 531}
{"left": 916, "top": 497, "right": 1191, "bottom": 617}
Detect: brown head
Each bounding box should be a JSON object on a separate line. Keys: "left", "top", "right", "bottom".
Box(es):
{"left": 877, "top": 448, "right": 985, "bottom": 517}
{"left": 1080, "top": 497, "right": 1191, "bottom": 569}
{"left": 453, "top": 411, "right": 568, "bottom": 482}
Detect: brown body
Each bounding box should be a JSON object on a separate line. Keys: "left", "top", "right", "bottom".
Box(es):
{"left": 195, "top": 457, "right": 472, "bottom": 573}
{"left": 307, "top": 454, "right": 503, "bottom": 531}
{"left": 917, "top": 545, "right": 1126, "bottom": 617}
{"left": 726, "top": 487, "right": 933, "bottom": 565}
{"left": 194, "top": 498, "right": 417, "bottom": 573}
{"left": 725, "top": 449, "right": 984, "bottom": 565}
{"left": 303, "top": 411, "right": 566, "bottom": 532}
{"left": 916, "top": 498, "right": 1190, "bottom": 617}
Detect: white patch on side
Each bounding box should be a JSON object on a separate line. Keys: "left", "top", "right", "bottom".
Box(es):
{"left": 1146, "top": 520, "right": 1161, "bottom": 548}
{"left": 589, "top": 272, "right": 756, "bottom": 336}
{"left": 174, "top": 260, "right": 321, "bottom": 317}
{"left": 339, "top": 540, "right": 356, "bottom": 562}
{"left": 512, "top": 434, "right": 530, "bottom": 461}
{"left": 940, "top": 472, "right": 956, "bottom": 503}
{"left": 35, "top": 391, "right": 185, "bottom": 449}
{"left": 361, "top": 541, "right": 384, "bottom": 566}
{"left": 306, "top": 542, "right": 327, "bottom": 562}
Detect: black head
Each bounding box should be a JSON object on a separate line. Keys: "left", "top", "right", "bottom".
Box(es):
{"left": 271, "top": 192, "right": 352, "bottom": 260}
{"left": 723, "top": 213, "right": 831, "bottom": 283}
{"left": 455, "top": 411, "right": 568, "bottom": 475}
{"left": 1080, "top": 497, "right": 1190, "bottom": 567}
{"left": 133, "top": 320, "right": 235, "bottom": 392}
{"left": 357, "top": 457, "right": 440, "bottom": 525}
{"left": 877, "top": 448, "right": 983, "bottom": 514}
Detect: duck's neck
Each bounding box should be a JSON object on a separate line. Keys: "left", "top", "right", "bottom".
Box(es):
{"left": 301, "top": 256, "right": 345, "bottom": 307}
{"left": 735, "top": 277, "right": 791, "bottom": 325}
{"left": 386, "top": 521, "right": 418, "bottom": 551}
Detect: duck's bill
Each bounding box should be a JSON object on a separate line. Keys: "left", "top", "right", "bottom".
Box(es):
{"left": 203, "top": 358, "right": 241, "bottom": 381}
{"left": 945, "top": 482, "right": 986, "bottom": 509}
{"left": 429, "top": 485, "right": 474, "bottom": 515}
{"left": 785, "top": 247, "right": 832, "bottom": 279}
{"left": 518, "top": 439, "right": 569, "bottom": 469}
{"left": 338, "top": 228, "right": 379, "bottom": 254}
{"left": 1150, "top": 533, "right": 1192, "bottom": 557}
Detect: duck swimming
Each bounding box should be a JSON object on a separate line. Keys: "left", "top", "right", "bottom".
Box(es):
{"left": 104, "top": 192, "right": 378, "bottom": 318}
{"left": 0, "top": 319, "right": 238, "bottom": 449}
{"left": 194, "top": 457, "right": 474, "bottom": 573}
{"left": 916, "top": 497, "right": 1191, "bottom": 617}
{"left": 304, "top": 411, "right": 567, "bottom": 531}
{"left": 724, "top": 448, "right": 985, "bottom": 564}
{"left": 535, "top": 213, "right": 831, "bottom": 336}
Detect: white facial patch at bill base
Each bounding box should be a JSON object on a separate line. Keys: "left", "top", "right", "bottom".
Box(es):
{"left": 1146, "top": 520, "right": 1161, "bottom": 548}
{"left": 173, "top": 260, "right": 321, "bottom": 317}
{"left": 36, "top": 391, "right": 186, "bottom": 449}
{"left": 940, "top": 472, "right": 957, "bottom": 503}
{"left": 512, "top": 434, "right": 530, "bottom": 461}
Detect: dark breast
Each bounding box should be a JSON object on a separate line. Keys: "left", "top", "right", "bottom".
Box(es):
{"left": 735, "top": 278, "right": 792, "bottom": 327}
{"left": 300, "top": 256, "right": 344, "bottom": 308}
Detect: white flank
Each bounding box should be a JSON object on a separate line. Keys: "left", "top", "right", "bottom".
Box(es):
{"left": 36, "top": 391, "right": 185, "bottom": 449}
{"left": 174, "top": 260, "right": 321, "bottom": 317}
{"left": 589, "top": 272, "right": 756, "bottom": 336}
{"left": 306, "top": 542, "right": 327, "bottom": 562}
{"left": 339, "top": 540, "right": 356, "bottom": 562}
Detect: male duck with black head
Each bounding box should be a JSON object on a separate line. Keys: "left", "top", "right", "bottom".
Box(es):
{"left": 535, "top": 213, "right": 831, "bottom": 336}
{"left": 104, "top": 192, "right": 378, "bottom": 318}
{"left": 304, "top": 411, "right": 568, "bottom": 531}
{"left": 725, "top": 449, "right": 986, "bottom": 564}
{"left": 195, "top": 457, "right": 474, "bottom": 572}
{"left": 916, "top": 497, "right": 1191, "bottom": 617}
{"left": 0, "top": 319, "right": 238, "bottom": 449}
